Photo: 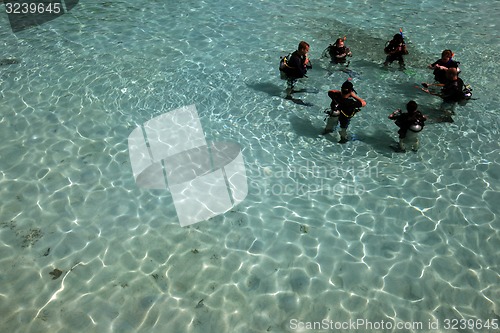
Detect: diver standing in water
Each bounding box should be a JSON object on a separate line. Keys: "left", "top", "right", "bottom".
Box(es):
{"left": 323, "top": 37, "right": 352, "bottom": 65}
{"left": 279, "top": 41, "right": 312, "bottom": 99}
{"left": 438, "top": 67, "right": 467, "bottom": 122}
{"left": 323, "top": 80, "right": 366, "bottom": 143}
{"left": 388, "top": 100, "right": 427, "bottom": 152}
{"left": 383, "top": 33, "right": 408, "bottom": 69}
{"left": 421, "top": 67, "right": 471, "bottom": 122}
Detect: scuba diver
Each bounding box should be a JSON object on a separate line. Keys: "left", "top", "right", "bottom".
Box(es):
{"left": 383, "top": 33, "right": 408, "bottom": 68}
{"left": 441, "top": 68, "right": 466, "bottom": 103}
{"left": 420, "top": 67, "right": 472, "bottom": 122}
{"left": 279, "top": 41, "right": 312, "bottom": 99}
{"left": 388, "top": 100, "right": 427, "bottom": 152}
{"left": 428, "top": 49, "right": 460, "bottom": 84}
{"left": 323, "top": 37, "right": 352, "bottom": 65}
{"left": 323, "top": 80, "right": 366, "bottom": 143}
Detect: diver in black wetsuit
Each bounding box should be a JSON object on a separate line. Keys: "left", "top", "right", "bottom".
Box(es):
{"left": 383, "top": 34, "right": 408, "bottom": 68}
{"left": 323, "top": 80, "right": 366, "bottom": 143}
{"left": 441, "top": 68, "right": 465, "bottom": 103}
{"left": 388, "top": 100, "right": 427, "bottom": 152}
{"left": 429, "top": 49, "right": 460, "bottom": 84}
{"left": 323, "top": 37, "right": 352, "bottom": 64}
{"left": 421, "top": 67, "right": 469, "bottom": 122}
{"left": 280, "top": 41, "right": 311, "bottom": 99}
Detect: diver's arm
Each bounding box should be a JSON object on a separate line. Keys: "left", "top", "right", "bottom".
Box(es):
{"left": 350, "top": 92, "right": 366, "bottom": 107}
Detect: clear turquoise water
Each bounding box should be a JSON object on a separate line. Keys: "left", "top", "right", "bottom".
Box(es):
{"left": 0, "top": 1, "right": 499, "bottom": 332}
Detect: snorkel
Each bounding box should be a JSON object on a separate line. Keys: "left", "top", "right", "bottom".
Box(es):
{"left": 399, "top": 28, "right": 407, "bottom": 45}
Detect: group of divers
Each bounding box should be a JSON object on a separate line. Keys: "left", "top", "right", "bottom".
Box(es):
{"left": 278, "top": 31, "right": 473, "bottom": 152}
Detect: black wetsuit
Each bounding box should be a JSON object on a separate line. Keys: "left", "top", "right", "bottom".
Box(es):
{"left": 442, "top": 78, "right": 465, "bottom": 103}
{"left": 328, "top": 91, "right": 362, "bottom": 128}
{"left": 283, "top": 51, "right": 308, "bottom": 80}
{"left": 328, "top": 45, "right": 349, "bottom": 64}
{"left": 432, "top": 59, "right": 459, "bottom": 84}
{"left": 384, "top": 40, "right": 406, "bottom": 64}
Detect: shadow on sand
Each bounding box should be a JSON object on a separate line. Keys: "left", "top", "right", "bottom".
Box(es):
{"left": 246, "top": 81, "right": 314, "bottom": 106}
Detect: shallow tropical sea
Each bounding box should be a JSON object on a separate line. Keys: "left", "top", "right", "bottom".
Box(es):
{"left": 0, "top": 1, "right": 499, "bottom": 332}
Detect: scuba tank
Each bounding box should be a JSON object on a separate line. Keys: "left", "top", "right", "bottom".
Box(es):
{"left": 463, "top": 84, "right": 473, "bottom": 99}
{"left": 409, "top": 124, "right": 423, "bottom": 133}
{"left": 279, "top": 53, "right": 292, "bottom": 79}
{"left": 458, "top": 84, "right": 473, "bottom": 105}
